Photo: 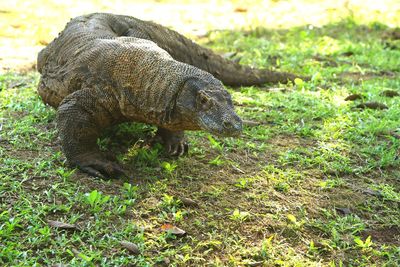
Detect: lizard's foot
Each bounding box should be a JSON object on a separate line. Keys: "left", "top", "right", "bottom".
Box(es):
{"left": 71, "top": 152, "right": 128, "bottom": 179}
{"left": 165, "top": 138, "right": 188, "bottom": 156}
{"left": 155, "top": 128, "right": 188, "bottom": 157}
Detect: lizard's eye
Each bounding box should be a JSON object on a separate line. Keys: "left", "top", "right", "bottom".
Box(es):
{"left": 198, "top": 92, "right": 213, "bottom": 110}
{"left": 200, "top": 95, "right": 209, "bottom": 104}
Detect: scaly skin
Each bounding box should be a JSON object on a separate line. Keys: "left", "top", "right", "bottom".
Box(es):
{"left": 37, "top": 13, "right": 301, "bottom": 178}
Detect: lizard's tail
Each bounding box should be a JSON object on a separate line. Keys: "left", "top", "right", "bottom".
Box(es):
{"left": 142, "top": 21, "right": 305, "bottom": 87}
{"left": 196, "top": 50, "right": 302, "bottom": 86}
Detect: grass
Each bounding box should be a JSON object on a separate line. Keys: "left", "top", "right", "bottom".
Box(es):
{"left": 1, "top": 0, "right": 400, "bottom": 266}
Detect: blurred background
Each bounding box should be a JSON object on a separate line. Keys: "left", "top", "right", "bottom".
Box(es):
{"left": 0, "top": 0, "right": 399, "bottom": 73}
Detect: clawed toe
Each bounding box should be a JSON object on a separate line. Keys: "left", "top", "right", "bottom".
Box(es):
{"left": 167, "top": 141, "right": 188, "bottom": 156}
{"left": 155, "top": 128, "right": 188, "bottom": 157}
{"left": 73, "top": 155, "right": 128, "bottom": 179}
{"left": 79, "top": 166, "right": 107, "bottom": 179}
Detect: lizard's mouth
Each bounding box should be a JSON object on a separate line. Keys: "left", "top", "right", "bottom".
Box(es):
{"left": 198, "top": 115, "right": 243, "bottom": 137}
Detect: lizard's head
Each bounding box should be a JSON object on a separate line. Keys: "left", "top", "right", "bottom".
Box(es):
{"left": 176, "top": 77, "right": 242, "bottom": 137}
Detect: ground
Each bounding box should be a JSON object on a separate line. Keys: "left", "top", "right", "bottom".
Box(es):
{"left": 0, "top": 0, "right": 400, "bottom": 266}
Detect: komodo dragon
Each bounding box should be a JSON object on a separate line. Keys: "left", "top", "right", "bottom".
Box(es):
{"left": 37, "top": 13, "right": 302, "bottom": 178}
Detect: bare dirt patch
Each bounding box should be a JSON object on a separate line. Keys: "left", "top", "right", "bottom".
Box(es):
{"left": 362, "top": 226, "right": 400, "bottom": 245}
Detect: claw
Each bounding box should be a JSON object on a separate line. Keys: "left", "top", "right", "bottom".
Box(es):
{"left": 166, "top": 141, "right": 189, "bottom": 157}
{"left": 180, "top": 142, "right": 189, "bottom": 156}
{"left": 155, "top": 129, "right": 189, "bottom": 157}
{"left": 74, "top": 154, "right": 128, "bottom": 179}
{"left": 178, "top": 143, "right": 185, "bottom": 156}
{"left": 80, "top": 166, "right": 106, "bottom": 179}
{"left": 171, "top": 145, "right": 179, "bottom": 156}
{"left": 184, "top": 143, "right": 189, "bottom": 153}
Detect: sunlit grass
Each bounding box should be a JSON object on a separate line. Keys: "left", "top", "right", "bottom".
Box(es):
{"left": 1, "top": 0, "right": 400, "bottom": 71}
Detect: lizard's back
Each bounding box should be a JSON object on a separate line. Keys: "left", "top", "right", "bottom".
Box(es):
{"left": 38, "top": 12, "right": 302, "bottom": 108}
{"left": 37, "top": 13, "right": 138, "bottom": 107}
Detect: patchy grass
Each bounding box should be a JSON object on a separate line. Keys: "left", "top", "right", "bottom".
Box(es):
{"left": 1, "top": 1, "right": 400, "bottom": 266}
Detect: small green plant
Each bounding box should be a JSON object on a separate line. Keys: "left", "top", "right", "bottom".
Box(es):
{"left": 122, "top": 182, "right": 138, "bottom": 200}
{"left": 235, "top": 177, "right": 254, "bottom": 189}
{"left": 0, "top": 216, "right": 22, "bottom": 237}
{"left": 230, "top": 209, "right": 250, "bottom": 222}
{"left": 38, "top": 226, "right": 51, "bottom": 241}
{"left": 209, "top": 155, "right": 224, "bottom": 166}
{"left": 286, "top": 213, "right": 304, "bottom": 229}
{"left": 161, "top": 161, "right": 178, "bottom": 177}
{"left": 97, "top": 137, "right": 110, "bottom": 151}
{"left": 125, "top": 143, "right": 160, "bottom": 166}
{"left": 372, "top": 184, "right": 400, "bottom": 202}
{"left": 85, "top": 190, "right": 110, "bottom": 213}
{"left": 56, "top": 168, "right": 75, "bottom": 181}
{"left": 207, "top": 135, "right": 224, "bottom": 151}
{"left": 235, "top": 178, "right": 249, "bottom": 189}
{"left": 136, "top": 146, "right": 160, "bottom": 165}
{"left": 173, "top": 210, "right": 184, "bottom": 223}
{"left": 205, "top": 186, "right": 224, "bottom": 199}
{"left": 160, "top": 194, "right": 181, "bottom": 211}
{"left": 319, "top": 178, "right": 344, "bottom": 189}
{"left": 294, "top": 77, "right": 305, "bottom": 87}
{"left": 274, "top": 182, "right": 290, "bottom": 192}
{"left": 308, "top": 240, "right": 319, "bottom": 256}
{"left": 260, "top": 235, "right": 274, "bottom": 259}
{"left": 311, "top": 214, "right": 366, "bottom": 250}
{"left": 354, "top": 236, "right": 374, "bottom": 251}
{"left": 114, "top": 204, "right": 127, "bottom": 215}
{"left": 111, "top": 196, "right": 127, "bottom": 215}
{"left": 66, "top": 249, "right": 96, "bottom": 265}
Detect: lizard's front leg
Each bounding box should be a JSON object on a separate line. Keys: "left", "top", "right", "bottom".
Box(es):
{"left": 57, "top": 88, "right": 126, "bottom": 179}
{"left": 156, "top": 128, "right": 188, "bottom": 156}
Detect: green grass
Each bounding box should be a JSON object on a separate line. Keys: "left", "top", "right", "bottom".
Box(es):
{"left": 1, "top": 3, "right": 400, "bottom": 267}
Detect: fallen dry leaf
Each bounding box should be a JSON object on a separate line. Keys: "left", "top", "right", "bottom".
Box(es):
{"left": 380, "top": 90, "right": 399, "bottom": 97}
{"left": 47, "top": 220, "right": 78, "bottom": 230}
{"left": 313, "top": 55, "right": 339, "bottom": 67}
{"left": 246, "top": 261, "right": 264, "bottom": 267}
{"left": 362, "top": 188, "right": 383, "bottom": 197}
{"left": 179, "top": 197, "right": 199, "bottom": 207}
{"left": 340, "top": 51, "right": 355, "bottom": 57}
{"left": 234, "top": 7, "right": 248, "bottom": 13}
{"left": 243, "top": 120, "right": 261, "bottom": 126}
{"left": 335, "top": 207, "right": 351, "bottom": 215}
{"left": 8, "top": 81, "right": 26, "bottom": 89}
{"left": 231, "top": 165, "right": 245, "bottom": 174}
{"left": 388, "top": 131, "right": 400, "bottom": 139}
{"left": 345, "top": 94, "right": 363, "bottom": 101}
{"left": 356, "top": 102, "right": 388, "bottom": 110}
{"left": 160, "top": 224, "right": 186, "bottom": 235}
{"left": 120, "top": 241, "right": 140, "bottom": 255}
